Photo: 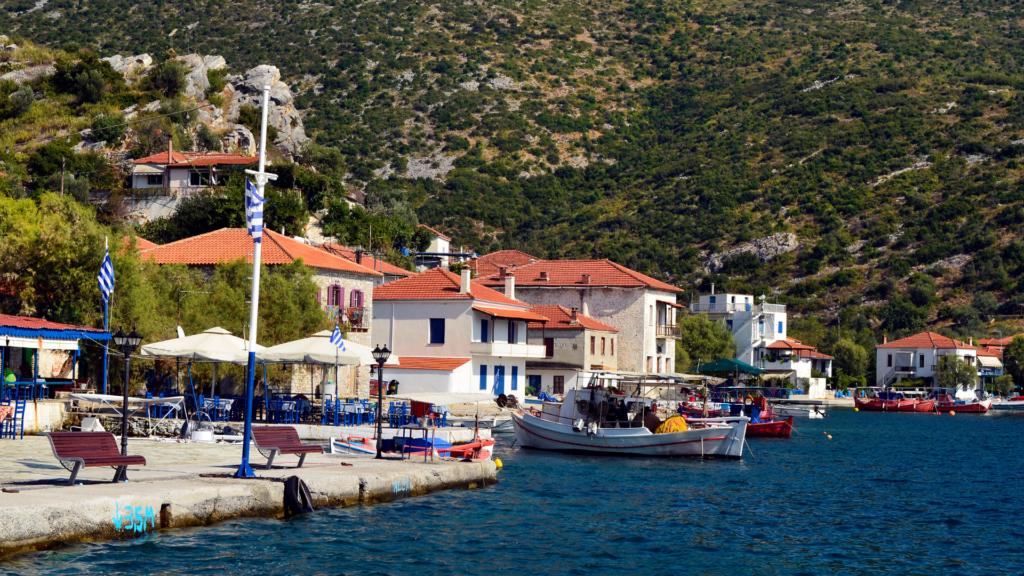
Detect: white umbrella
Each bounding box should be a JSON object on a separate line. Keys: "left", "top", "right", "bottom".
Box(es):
{"left": 256, "top": 330, "right": 399, "bottom": 366}
{"left": 140, "top": 326, "right": 264, "bottom": 363}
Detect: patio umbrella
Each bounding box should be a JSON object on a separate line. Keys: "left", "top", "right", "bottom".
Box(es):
{"left": 256, "top": 330, "right": 399, "bottom": 366}
{"left": 140, "top": 327, "right": 264, "bottom": 363}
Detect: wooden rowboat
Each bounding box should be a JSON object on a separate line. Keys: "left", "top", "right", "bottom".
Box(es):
{"left": 746, "top": 417, "right": 794, "bottom": 438}
{"left": 855, "top": 397, "right": 935, "bottom": 412}
{"left": 935, "top": 398, "right": 993, "bottom": 413}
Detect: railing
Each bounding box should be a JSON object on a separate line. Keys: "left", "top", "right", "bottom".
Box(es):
{"left": 656, "top": 325, "right": 681, "bottom": 338}
{"left": 690, "top": 302, "right": 752, "bottom": 313}
{"left": 325, "top": 306, "right": 366, "bottom": 328}
{"left": 470, "top": 342, "right": 547, "bottom": 358}
{"left": 762, "top": 303, "right": 786, "bottom": 313}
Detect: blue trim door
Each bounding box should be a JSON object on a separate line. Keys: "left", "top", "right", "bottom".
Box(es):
{"left": 493, "top": 365, "right": 505, "bottom": 395}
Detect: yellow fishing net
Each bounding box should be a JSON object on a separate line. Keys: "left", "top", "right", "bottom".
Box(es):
{"left": 655, "top": 416, "right": 688, "bottom": 434}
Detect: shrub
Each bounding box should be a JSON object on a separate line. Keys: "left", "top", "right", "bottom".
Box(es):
{"left": 90, "top": 114, "right": 127, "bottom": 146}
{"left": 207, "top": 68, "right": 228, "bottom": 94}
{"left": 239, "top": 105, "right": 279, "bottom": 142}
{"left": 147, "top": 60, "right": 188, "bottom": 98}
{"left": 196, "top": 123, "right": 222, "bottom": 152}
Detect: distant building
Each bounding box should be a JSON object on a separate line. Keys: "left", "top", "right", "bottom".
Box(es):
{"left": 414, "top": 225, "right": 452, "bottom": 269}
{"left": 525, "top": 305, "right": 619, "bottom": 396}
{"left": 470, "top": 249, "right": 539, "bottom": 278}
{"left": 130, "top": 145, "right": 257, "bottom": 190}
{"left": 371, "top": 268, "right": 548, "bottom": 395}
{"left": 759, "top": 337, "right": 832, "bottom": 384}
{"left": 142, "top": 228, "right": 382, "bottom": 396}
{"left": 690, "top": 289, "right": 787, "bottom": 367}
{"left": 318, "top": 243, "right": 414, "bottom": 286}
{"left": 476, "top": 259, "right": 682, "bottom": 374}
{"left": 875, "top": 332, "right": 981, "bottom": 387}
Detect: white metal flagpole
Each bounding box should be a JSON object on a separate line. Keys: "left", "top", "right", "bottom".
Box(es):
{"left": 237, "top": 85, "right": 277, "bottom": 478}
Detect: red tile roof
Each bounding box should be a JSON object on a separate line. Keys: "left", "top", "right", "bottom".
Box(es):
{"left": 318, "top": 243, "right": 414, "bottom": 277}
{"left": 122, "top": 236, "right": 159, "bottom": 251}
{"left": 472, "top": 305, "right": 551, "bottom": 322}
{"left": 132, "top": 152, "right": 258, "bottom": 167}
{"left": 526, "top": 305, "right": 619, "bottom": 332}
{"left": 142, "top": 229, "right": 382, "bottom": 275}
{"left": 877, "top": 331, "right": 976, "bottom": 350}
{"left": 373, "top": 267, "right": 528, "bottom": 306}
{"left": 766, "top": 339, "right": 814, "bottom": 351}
{"left": 977, "top": 336, "right": 1015, "bottom": 347}
{"left": 472, "top": 250, "right": 540, "bottom": 277}
{"left": 393, "top": 357, "right": 472, "bottom": 371}
{"left": 476, "top": 259, "right": 682, "bottom": 293}
{"left": 806, "top": 351, "right": 834, "bottom": 360}
{"left": 418, "top": 224, "right": 450, "bottom": 241}
{"left": 977, "top": 346, "right": 1003, "bottom": 358}
{"left": 0, "top": 313, "right": 106, "bottom": 333}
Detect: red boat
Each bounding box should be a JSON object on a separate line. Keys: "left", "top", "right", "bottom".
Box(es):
{"left": 855, "top": 397, "right": 936, "bottom": 412}
{"left": 746, "top": 417, "right": 794, "bottom": 438}
{"left": 934, "top": 396, "right": 993, "bottom": 413}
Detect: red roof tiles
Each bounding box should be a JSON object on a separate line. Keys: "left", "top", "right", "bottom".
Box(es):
{"left": 418, "top": 224, "right": 451, "bottom": 241}
{"left": 132, "top": 152, "right": 258, "bottom": 167}
{"left": 142, "top": 229, "right": 382, "bottom": 275}
{"left": 877, "top": 331, "right": 976, "bottom": 350}
{"left": 393, "top": 357, "right": 471, "bottom": 371}
{"left": 472, "top": 250, "right": 540, "bottom": 277}
{"left": 472, "top": 305, "right": 551, "bottom": 322}
{"left": 476, "top": 259, "right": 682, "bottom": 293}
{"left": 526, "top": 305, "right": 619, "bottom": 332}
{"left": 373, "top": 267, "right": 528, "bottom": 306}
{"left": 977, "top": 336, "right": 1015, "bottom": 347}
{"left": 977, "top": 346, "right": 1003, "bottom": 358}
{"left": 318, "top": 243, "right": 414, "bottom": 277}
{"left": 0, "top": 313, "right": 106, "bottom": 333}
{"left": 122, "top": 236, "right": 159, "bottom": 251}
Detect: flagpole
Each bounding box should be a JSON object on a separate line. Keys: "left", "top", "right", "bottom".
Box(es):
{"left": 102, "top": 237, "right": 110, "bottom": 395}
{"left": 237, "top": 85, "right": 274, "bottom": 478}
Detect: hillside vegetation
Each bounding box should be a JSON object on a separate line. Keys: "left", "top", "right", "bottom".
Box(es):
{"left": 5, "top": 0, "right": 1024, "bottom": 350}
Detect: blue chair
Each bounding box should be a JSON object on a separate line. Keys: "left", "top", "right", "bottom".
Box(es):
{"left": 1, "top": 400, "right": 26, "bottom": 440}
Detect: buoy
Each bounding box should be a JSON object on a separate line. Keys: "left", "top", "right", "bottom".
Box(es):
{"left": 823, "top": 431, "right": 828, "bottom": 435}
{"left": 827, "top": 435, "right": 832, "bottom": 439}
{"left": 949, "top": 410, "right": 956, "bottom": 416}
{"left": 854, "top": 408, "right": 859, "bottom": 412}
{"left": 495, "top": 458, "right": 503, "bottom": 469}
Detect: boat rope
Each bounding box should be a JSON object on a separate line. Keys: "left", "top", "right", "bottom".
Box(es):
{"left": 744, "top": 437, "right": 755, "bottom": 459}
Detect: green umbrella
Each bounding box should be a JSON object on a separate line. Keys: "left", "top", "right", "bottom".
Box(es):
{"left": 694, "top": 358, "right": 766, "bottom": 375}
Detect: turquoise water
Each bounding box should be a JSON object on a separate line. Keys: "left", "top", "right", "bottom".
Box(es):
{"left": 6, "top": 410, "right": 1024, "bottom": 575}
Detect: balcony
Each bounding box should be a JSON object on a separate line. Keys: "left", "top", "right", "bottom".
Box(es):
{"left": 471, "top": 341, "right": 547, "bottom": 358}
{"left": 325, "top": 306, "right": 368, "bottom": 331}
{"left": 689, "top": 302, "right": 787, "bottom": 314}
{"left": 656, "top": 325, "right": 681, "bottom": 338}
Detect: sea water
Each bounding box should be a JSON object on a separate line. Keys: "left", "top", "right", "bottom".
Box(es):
{"left": 6, "top": 410, "right": 1024, "bottom": 575}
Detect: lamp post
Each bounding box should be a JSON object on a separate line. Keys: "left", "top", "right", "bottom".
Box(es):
{"left": 112, "top": 326, "right": 143, "bottom": 481}
{"left": 371, "top": 344, "right": 391, "bottom": 459}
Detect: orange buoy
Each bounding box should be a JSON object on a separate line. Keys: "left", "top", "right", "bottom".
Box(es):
{"left": 949, "top": 410, "right": 956, "bottom": 416}
{"left": 827, "top": 434, "right": 832, "bottom": 439}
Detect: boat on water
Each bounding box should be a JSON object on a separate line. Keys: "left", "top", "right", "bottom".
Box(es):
{"left": 512, "top": 388, "right": 748, "bottom": 458}
{"left": 746, "top": 416, "right": 794, "bottom": 437}
{"left": 854, "top": 391, "right": 936, "bottom": 412}
{"left": 330, "top": 435, "right": 496, "bottom": 460}
{"left": 773, "top": 404, "right": 826, "bottom": 419}
{"left": 680, "top": 387, "right": 797, "bottom": 437}
{"left": 933, "top": 387, "right": 993, "bottom": 413}
{"left": 992, "top": 396, "right": 1024, "bottom": 410}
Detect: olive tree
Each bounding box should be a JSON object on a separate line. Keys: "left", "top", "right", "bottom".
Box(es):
{"left": 936, "top": 354, "right": 977, "bottom": 390}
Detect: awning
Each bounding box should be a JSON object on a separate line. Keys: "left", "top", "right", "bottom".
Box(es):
{"left": 694, "top": 358, "right": 766, "bottom": 375}
{"left": 132, "top": 163, "right": 165, "bottom": 174}
{"left": 763, "top": 370, "right": 796, "bottom": 378}
{"left": 386, "top": 392, "right": 495, "bottom": 405}
{"left": 978, "top": 356, "right": 1003, "bottom": 368}
{"left": 472, "top": 305, "right": 549, "bottom": 322}
{"left": 657, "top": 300, "right": 685, "bottom": 309}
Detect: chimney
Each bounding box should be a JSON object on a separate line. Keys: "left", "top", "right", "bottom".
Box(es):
{"left": 582, "top": 274, "right": 591, "bottom": 285}
{"left": 167, "top": 138, "right": 173, "bottom": 164}
{"left": 540, "top": 271, "right": 549, "bottom": 281}
{"left": 883, "top": 334, "right": 888, "bottom": 344}
{"left": 505, "top": 271, "right": 515, "bottom": 300}
{"left": 498, "top": 266, "right": 507, "bottom": 280}
{"left": 570, "top": 306, "right": 580, "bottom": 325}
{"left": 355, "top": 249, "right": 363, "bottom": 265}
{"left": 460, "top": 268, "right": 472, "bottom": 294}
{"left": 969, "top": 337, "right": 973, "bottom": 346}
{"left": 711, "top": 283, "right": 715, "bottom": 295}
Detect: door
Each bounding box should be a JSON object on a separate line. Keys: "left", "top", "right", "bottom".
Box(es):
{"left": 553, "top": 375, "right": 564, "bottom": 395}
{"left": 528, "top": 375, "right": 541, "bottom": 393}
{"left": 493, "top": 365, "right": 505, "bottom": 395}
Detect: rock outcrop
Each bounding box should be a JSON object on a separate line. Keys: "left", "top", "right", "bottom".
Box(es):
{"left": 101, "top": 54, "right": 152, "bottom": 82}
{"left": 0, "top": 64, "right": 55, "bottom": 84}
{"left": 704, "top": 233, "right": 800, "bottom": 273}
{"left": 225, "top": 64, "right": 308, "bottom": 154}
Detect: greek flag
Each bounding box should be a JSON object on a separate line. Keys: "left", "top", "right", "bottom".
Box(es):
{"left": 330, "top": 325, "right": 346, "bottom": 351}
{"left": 245, "top": 179, "right": 263, "bottom": 243}
{"left": 98, "top": 245, "right": 114, "bottom": 304}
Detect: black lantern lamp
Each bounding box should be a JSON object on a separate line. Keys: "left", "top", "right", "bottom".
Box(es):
{"left": 113, "top": 326, "right": 144, "bottom": 481}
{"left": 372, "top": 344, "right": 391, "bottom": 459}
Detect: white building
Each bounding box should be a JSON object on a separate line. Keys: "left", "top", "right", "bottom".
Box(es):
{"left": 371, "top": 267, "right": 549, "bottom": 395}
{"left": 876, "top": 331, "right": 979, "bottom": 387}
{"left": 524, "top": 305, "right": 619, "bottom": 396}
{"left": 130, "top": 146, "right": 257, "bottom": 190}
{"left": 760, "top": 337, "right": 832, "bottom": 384}
{"left": 476, "top": 259, "right": 683, "bottom": 374}
{"left": 690, "top": 289, "right": 787, "bottom": 367}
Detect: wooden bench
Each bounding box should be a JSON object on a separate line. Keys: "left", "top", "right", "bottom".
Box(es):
{"left": 42, "top": 431, "right": 147, "bottom": 485}
{"left": 251, "top": 426, "right": 324, "bottom": 469}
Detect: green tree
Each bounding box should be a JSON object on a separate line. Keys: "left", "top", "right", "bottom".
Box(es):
{"left": 1004, "top": 336, "right": 1024, "bottom": 387}
{"left": 147, "top": 60, "right": 188, "bottom": 98}
{"left": 40, "top": 173, "right": 90, "bottom": 203}
{"left": 91, "top": 113, "right": 127, "bottom": 146}
{"left": 971, "top": 292, "right": 998, "bottom": 320}
{"left": 936, "top": 354, "right": 977, "bottom": 390}
{"left": 993, "top": 374, "right": 1016, "bottom": 396}
{"left": 239, "top": 105, "right": 278, "bottom": 142}
{"left": 676, "top": 313, "right": 737, "bottom": 369}
{"left": 879, "top": 296, "right": 927, "bottom": 337}
{"left": 196, "top": 123, "right": 222, "bottom": 152}
{"left": 832, "top": 338, "right": 868, "bottom": 378}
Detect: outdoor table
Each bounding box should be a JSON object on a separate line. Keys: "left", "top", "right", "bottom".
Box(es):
{"left": 399, "top": 424, "right": 437, "bottom": 463}
{"left": 203, "top": 398, "right": 234, "bottom": 421}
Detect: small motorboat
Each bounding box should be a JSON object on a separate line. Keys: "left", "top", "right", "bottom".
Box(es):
{"left": 854, "top": 395, "right": 935, "bottom": 412}
{"left": 992, "top": 396, "right": 1024, "bottom": 410}
{"left": 746, "top": 416, "right": 794, "bottom": 438}
{"left": 933, "top": 387, "right": 993, "bottom": 413}
{"left": 448, "top": 414, "right": 513, "bottom": 432}
{"left": 773, "top": 404, "right": 826, "bottom": 419}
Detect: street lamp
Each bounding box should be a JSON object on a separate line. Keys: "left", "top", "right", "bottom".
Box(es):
{"left": 371, "top": 344, "right": 391, "bottom": 459}
{"left": 112, "top": 326, "right": 143, "bottom": 481}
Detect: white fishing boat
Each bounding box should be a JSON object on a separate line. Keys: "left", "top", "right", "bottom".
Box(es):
{"left": 772, "top": 404, "right": 826, "bottom": 419}
{"left": 512, "top": 388, "right": 747, "bottom": 458}
{"left": 991, "top": 395, "right": 1024, "bottom": 411}
{"left": 448, "top": 414, "right": 513, "bottom": 432}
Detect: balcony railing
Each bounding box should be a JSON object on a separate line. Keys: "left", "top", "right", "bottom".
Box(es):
{"left": 689, "top": 302, "right": 787, "bottom": 314}
{"left": 656, "top": 325, "right": 681, "bottom": 338}
{"left": 470, "top": 341, "right": 547, "bottom": 358}
{"left": 325, "top": 306, "right": 367, "bottom": 329}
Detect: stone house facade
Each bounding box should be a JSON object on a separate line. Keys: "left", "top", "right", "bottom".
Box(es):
{"left": 525, "top": 305, "right": 619, "bottom": 396}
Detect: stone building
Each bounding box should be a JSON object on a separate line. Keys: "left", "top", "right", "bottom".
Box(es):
{"left": 475, "top": 259, "right": 683, "bottom": 374}
{"left": 318, "top": 243, "right": 415, "bottom": 286}
{"left": 142, "top": 228, "right": 381, "bottom": 396}
{"left": 525, "top": 305, "right": 619, "bottom": 396}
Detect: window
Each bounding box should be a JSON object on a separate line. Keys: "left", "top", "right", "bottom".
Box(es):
{"left": 507, "top": 321, "right": 517, "bottom": 344}
{"left": 759, "top": 320, "right": 765, "bottom": 333}
{"left": 919, "top": 354, "right": 924, "bottom": 368}
{"left": 778, "top": 321, "right": 783, "bottom": 334}
{"left": 649, "top": 305, "right": 654, "bottom": 326}
{"left": 610, "top": 339, "right": 614, "bottom": 356}
{"left": 479, "top": 365, "right": 487, "bottom": 390}
{"left": 590, "top": 336, "right": 596, "bottom": 354}
{"left": 601, "top": 337, "right": 606, "bottom": 356}
{"left": 553, "top": 375, "right": 564, "bottom": 395}
{"left": 709, "top": 296, "right": 716, "bottom": 304}
{"left": 147, "top": 174, "right": 162, "bottom": 185}
{"left": 327, "top": 284, "right": 344, "bottom": 308}
{"left": 189, "top": 171, "right": 208, "bottom": 186}
{"left": 511, "top": 366, "right": 518, "bottom": 391}
{"left": 480, "top": 319, "right": 489, "bottom": 343}
{"left": 647, "top": 356, "right": 653, "bottom": 372}
{"left": 429, "top": 318, "right": 445, "bottom": 344}
{"left": 544, "top": 338, "right": 554, "bottom": 357}
{"left": 350, "top": 290, "right": 364, "bottom": 308}
{"left": 726, "top": 319, "right": 733, "bottom": 332}
{"left": 887, "top": 354, "right": 893, "bottom": 367}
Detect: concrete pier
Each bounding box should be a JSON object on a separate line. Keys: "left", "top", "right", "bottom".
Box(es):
{"left": 0, "top": 436, "right": 498, "bottom": 558}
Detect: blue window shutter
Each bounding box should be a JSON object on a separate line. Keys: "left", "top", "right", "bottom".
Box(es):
{"left": 512, "top": 366, "right": 518, "bottom": 390}
{"left": 480, "top": 365, "right": 487, "bottom": 390}
{"left": 430, "top": 318, "right": 445, "bottom": 344}
{"left": 481, "top": 319, "right": 489, "bottom": 343}
{"left": 778, "top": 321, "right": 783, "bottom": 333}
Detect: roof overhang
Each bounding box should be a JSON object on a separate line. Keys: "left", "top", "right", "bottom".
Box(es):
{"left": 657, "top": 300, "right": 685, "bottom": 308}
{"left": 472, "top": 305, "right": 549, "bottom": 322}
{"left": 132, "top": 164, "right": 165, "bottom": 174}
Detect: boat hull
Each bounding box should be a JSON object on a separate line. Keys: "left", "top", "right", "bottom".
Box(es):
{"left": 746, "top": 417, "right": 794, "bottom": 438}
{"left": 935, "top": 398, "right": 993, "bottom": 413}
{"left": 855, "top": 398, "right": 935, "bottom": 412}
{"left": 511, "top": 412, "right": 747, "bottom": 458}
{"left": 773, "top": 405, "right": 825, "bottom": 419}
{"left": 992, "top": 399, "right": 1024, "bottom": 410}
